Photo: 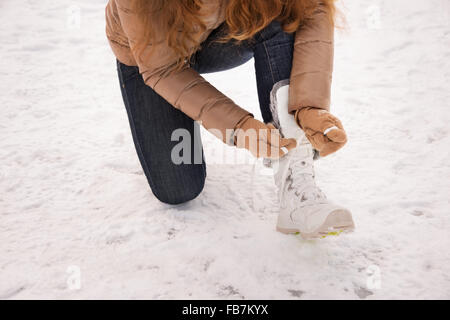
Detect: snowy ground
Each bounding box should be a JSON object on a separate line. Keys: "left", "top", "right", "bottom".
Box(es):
{"left": 1, "top": 0, "right": 449, "bottom": 299}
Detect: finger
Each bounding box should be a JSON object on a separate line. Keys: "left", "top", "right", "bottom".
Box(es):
{"left": 254, "top": 138, "right": 276, "bottom": 159}
{"left": 301, "top": 109, "right": 334, "bottom": 133}
{"left": 323, "top": 126, "right": 339, "bottom": 135}
{"left": 266, "top": 137, "right": 297, "bottom": 159}
{"left": 265, "top": 123, "right": 281, "bottom": 146}
{"left": 304, "top": 110, "right": 346, "bottom": 136}
{"left": 308, "top": 131, "right": 329, "bottom": 151}
{"left": 270, "top": 146, "right": 287, "bottom": 159}
{"left": 278, "top": 147, "right": 287, "bottom": 158}
{"left": 280, "top": 137, "right": 297, "bottom": 151}
{"left": 325, "top": 128, "right": 347, "bottom": 143}
{"left": 260, "top": 139, "right": 286, "bottom": 159}
{"left": 318, "top": 118, "right": 339, "bottom": 134}
{"left": 277, "top": 138, "right": 297, "bottom": 158}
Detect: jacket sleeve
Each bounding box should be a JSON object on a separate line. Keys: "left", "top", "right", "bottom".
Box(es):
{"left": 289, "top": 2, "right": 334, "bottom": 113}
{"left": 115, "top": 1, "right": 251, "bottom": 144}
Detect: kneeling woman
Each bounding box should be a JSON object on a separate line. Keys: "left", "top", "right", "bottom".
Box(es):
{"left": 105, "top": 0, "right": 355, "bottom": 239}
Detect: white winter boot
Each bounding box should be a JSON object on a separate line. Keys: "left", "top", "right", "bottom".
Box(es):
{"left": 270, "top": 81, "right": 355, "bottom": 239}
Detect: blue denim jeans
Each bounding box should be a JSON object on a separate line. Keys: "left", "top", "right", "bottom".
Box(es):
{"left": 117, "top": 20, "right": 294, "bottom": 204}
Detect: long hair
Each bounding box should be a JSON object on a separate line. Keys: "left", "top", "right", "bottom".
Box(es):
{"left": 130, "top": 0, "right": 336, "bottom": 72}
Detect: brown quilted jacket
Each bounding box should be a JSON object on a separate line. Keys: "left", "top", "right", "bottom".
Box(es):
{"left": 106, "top": 0, "right": 334, "bottom": 143}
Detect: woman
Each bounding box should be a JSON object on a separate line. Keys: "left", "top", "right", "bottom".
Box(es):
{"left": 105, "top": 0, "right": 355, "bottom": 239}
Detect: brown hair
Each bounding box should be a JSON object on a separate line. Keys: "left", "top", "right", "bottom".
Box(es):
{"left": 131, "top": 0, "right": 336, "bottom": 72}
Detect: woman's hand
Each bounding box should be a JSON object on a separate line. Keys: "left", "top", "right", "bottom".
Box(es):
{"left": 235, "top": 116, "right": 297, "bottom": 159}
{"left": 295, "top": 107, "right": 347, "bottom": 157}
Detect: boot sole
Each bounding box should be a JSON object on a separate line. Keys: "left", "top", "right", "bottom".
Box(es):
{"left": 276, "top": 224, "right": 354, "bottom": 239}
{"left": 276, "top": 210, "right": 355, "bottom": 240}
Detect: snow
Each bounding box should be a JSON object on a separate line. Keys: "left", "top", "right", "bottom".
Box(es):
{"left": 1, "top": 0, "right": 449, "bottom": 299}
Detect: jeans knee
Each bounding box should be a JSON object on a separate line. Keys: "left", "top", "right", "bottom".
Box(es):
{"left": 151, "top": 177, "right": 205, "bottom": 205}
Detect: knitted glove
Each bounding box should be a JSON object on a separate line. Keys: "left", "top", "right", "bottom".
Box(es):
{"left": 295, "top": 108, "right": 347, "bottom": 157}
{"left": 235, "top": 116, "right": 297, "bottom": 159}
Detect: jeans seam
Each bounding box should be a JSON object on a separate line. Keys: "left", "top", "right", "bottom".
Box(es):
{"left": 260, "top": 32, "right": 276, "bottom": 85}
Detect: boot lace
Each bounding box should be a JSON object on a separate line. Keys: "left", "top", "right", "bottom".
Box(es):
{"left": 287, "top": 149, "right": 327, "bottom": 205}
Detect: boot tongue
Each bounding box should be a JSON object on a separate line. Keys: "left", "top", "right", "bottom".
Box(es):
{"left": 288, "top": 146, "right": 328, "bottom": 204}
